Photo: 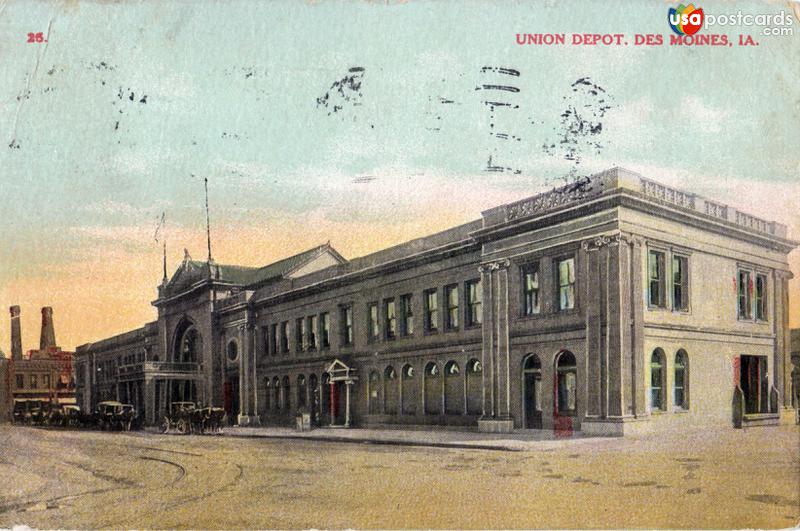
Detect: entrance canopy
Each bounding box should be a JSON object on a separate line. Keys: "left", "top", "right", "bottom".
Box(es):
{"left": 325, "top": 358, "right": 358, "bottom": 383}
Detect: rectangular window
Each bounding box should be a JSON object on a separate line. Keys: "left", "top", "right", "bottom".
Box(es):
{"left": 400, "top": 294, "right": 414, "bottom": 336}
{"left": 280, "top": 321, "right": 289, "bottom": 353}
{"left": 30, "top": 374, "right": 38, "bottom": 389}
{"left": 307, "top": 315, "right": 318, "bottom": 350}
{"left": 648, "top": 250, "right": 665, "bottom": 307}
{"left": 521, "top": 263, "right": 540, "bottom": 316}
{"left": 466, "top": 279, "right": 482, "bottom": 327}
{"left": 557, "top": 257, "right": 576, "bottom": 311}
{"left": 672, "top": 255, "right": 689, "bottom": 311}
{"left": 424, "top": 288, "right": 439, "bottom": 332}
{"left": 385, "top": 299, "right": 397, "bottom": 339}
{"left": 755, "top": 274, "right": 767, "bottom": 321}
{"left": 270, "top": 324, "right": 278, "bottom": 356}
{"left": 43, "top": 374, "right": 50, "bottom": 388}
{"left": 368, "top": 302, "right": 380, "bottom": 341}
{"left": 444, "top": 284, "right": 459, "bottom": 330}
{"left": 296, "top": 318, "right": 306, "bottom": 351}
{"left": 16, "top": 374, "right": 24, "bottom": 389}
{"left": 321, "top": 312, "right": 330, "bottom": 348}
{"left": 738, "top": 270, "right": 752, "bottom": 319}
{"left": 341, "top": 305, "right": 353, "bottom": 346}
{"left": 261, "top": 326, "right": 274, "bottom": 356}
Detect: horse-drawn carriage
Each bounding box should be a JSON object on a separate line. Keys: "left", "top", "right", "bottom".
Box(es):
{"left": 160, "top": 401, "right": 225, "bottom": 435}
{"left": 95, "top": 401, "right": 138, "bottom": 431}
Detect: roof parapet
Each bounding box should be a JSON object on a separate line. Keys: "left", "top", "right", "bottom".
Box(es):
{"left": 482, "top": 167, "right": 788, "bottom": 239}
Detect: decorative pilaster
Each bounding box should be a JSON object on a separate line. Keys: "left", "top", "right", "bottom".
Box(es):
{"left": 478, "top": 258, "right": 514, "bottom": 433}
{"left": 774, "top": 269, "right": 795, "bottom": 422}
{"left": 581, "top": 232, "right": 643, "bottom": 435}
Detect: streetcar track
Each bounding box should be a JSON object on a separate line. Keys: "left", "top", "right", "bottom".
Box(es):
{"left": 138, "top": 456, "right": 186, "bottom": 485}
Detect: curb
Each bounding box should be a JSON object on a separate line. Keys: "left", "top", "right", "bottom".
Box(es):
{"left": 220, "top": 430, "right": 525, "bottom": 452}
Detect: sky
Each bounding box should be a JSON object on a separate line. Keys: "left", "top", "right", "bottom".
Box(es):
{"left": 1, "top": 0, "right": 799, "bottom": 352}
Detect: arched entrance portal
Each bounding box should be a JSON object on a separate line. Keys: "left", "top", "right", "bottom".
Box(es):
{"left": 523, "top": 354, "right": 543, "bottom": 429}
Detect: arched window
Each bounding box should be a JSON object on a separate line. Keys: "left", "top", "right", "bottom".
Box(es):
{"left": 401, "top": 364, "right": 417, "bottom": 415}
{"left": 650, "top": 348, "right": 666, "bottom": 411}
{"left": 272, "top": 376, "right": 280, "bottom": 411}
{"left": 424, "top": 362, "right": 441, "bottom": 415}
{"left": 368, "top": 370, "right": 381, "bottom": 414}
{"left": 309, "top": 374, "right": 319, "bottom": 424}
{"left": 444, "top": 361, "right": 463, "bottom": 415}
{"left": 384, "top": 366, "right": 398, "bottom": 414}
{"left": 674, "top": 349, "right": 688, "bottom": 410}
{"left": 320, "top": 373, "right": 330, "bottom": 425}
{"left": 556, "top": 351, "right": 577, "bottom": 416}
{"left": 226, "top": 340, "right": 239, "bottom": 363}
{"left": 465, "top": 358, "right": 482, "bottom": 415}
{"left": 282, "top": 375, "right": 291, "bottom": 411}
{"left": 173, "top": 320, "right": 202, "bottom": 364}
{"left": 297, "top": 374, "right": 307, "bottom": 408}
{"left": 264, "top": 377, "right": 271, "bottom": 412}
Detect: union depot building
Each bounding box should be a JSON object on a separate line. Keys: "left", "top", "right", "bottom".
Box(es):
{"left": 74, "top": 168, "right": 798, "bottom": 435}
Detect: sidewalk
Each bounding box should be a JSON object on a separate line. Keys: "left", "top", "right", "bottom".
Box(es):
{"left": 219, "top": 424, "right": 612, "bottom": 451}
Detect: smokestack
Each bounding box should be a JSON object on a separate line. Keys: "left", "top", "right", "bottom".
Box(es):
{"left": 39, "top": 307, "right": 57, "bottom": 350}
{"left": 10, "top": 306, "right": 22, "bottom": 360}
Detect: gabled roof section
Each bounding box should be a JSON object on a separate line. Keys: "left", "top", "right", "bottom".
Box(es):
{"left": 164, "top": 243, "right": 347, "bottom": 295}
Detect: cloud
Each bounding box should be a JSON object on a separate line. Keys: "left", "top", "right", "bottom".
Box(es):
{"left": 680, "top": 96, "right": 734, "bottom": 134}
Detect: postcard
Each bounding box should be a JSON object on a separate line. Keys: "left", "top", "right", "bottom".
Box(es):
{"left": 1, "top": 1, "right": 798, "bottom": 529}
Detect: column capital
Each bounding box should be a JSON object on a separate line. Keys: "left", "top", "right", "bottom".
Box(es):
{"left": 478, "top": 258, "right": 511, "bottom": 274}
{"left": 581, "top": 231, "right": 639, "bottom": 252}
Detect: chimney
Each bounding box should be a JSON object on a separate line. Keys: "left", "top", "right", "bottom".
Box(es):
{"left": 10, "top": 306, "right": 22, "bottom": 360}
{"left": 39, "top": 307, "right": 57, "bottom": 350}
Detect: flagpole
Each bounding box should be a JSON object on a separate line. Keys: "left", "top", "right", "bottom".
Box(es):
{"left": 205, "top": 177, "right": 212, "bottom": 264}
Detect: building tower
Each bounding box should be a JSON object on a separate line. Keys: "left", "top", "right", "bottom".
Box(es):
{"left": 10, "top": 306, "right": 22, "bottom": 361}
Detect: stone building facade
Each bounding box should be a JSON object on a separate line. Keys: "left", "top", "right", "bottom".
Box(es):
{"left": 74, "top": 168, "right": 797, "bottom": 434}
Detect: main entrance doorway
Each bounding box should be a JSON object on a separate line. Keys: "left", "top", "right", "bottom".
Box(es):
{"left": 323, "top": 359, "right": 358, "bottom": 428}
{"left": 740, "top": 355, "right": 768, "bottom": 414}
{"left": 523, "top": 354, "right": 543, "bottom": 429}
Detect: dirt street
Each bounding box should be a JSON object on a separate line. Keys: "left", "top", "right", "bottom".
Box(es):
{"left": 0, "top": 425, "right": 797, "bottom": 529}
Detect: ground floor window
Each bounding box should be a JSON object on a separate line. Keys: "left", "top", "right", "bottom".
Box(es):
{"left": 674, "top": 350, "right": 688, "bottom": 410}
{"left": 650, "top": 348, "right": 666, "bottom": 411}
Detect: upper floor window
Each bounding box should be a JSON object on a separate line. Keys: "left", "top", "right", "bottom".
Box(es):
{"left": 296, "top": 317, "right": 307, "bottom": 351}
{"left": 271, "top": 324, "right": 279, "bottom": 356}
{"left": 738, "top": 270, "right": 752, "bottom": 319}
{"left": 15, "top": 374, "right": 24, "bottom": 389}
{"left": 368, "top": 302, "right": 380, "bottom": 341}
{"left": 557, "top": 257, "right": 576, "bottom": 311}
{"left": 340, "top": 305, "right": 353, "bottom": 346}
{"left": 521, "top": 263, "right": 541, "bottom": 316}
{"left": 43, "top": 374, "right": 50, "bottom": 388}
{"left": 384, "top": 299, "right": 397, "bottom": 340}
{"left": 424, "top": 289, "right": 439, "bottom": 333}
{"left": 400, "top": 294, "right": 414, "bottom": 336}
{"left": 30, "top": 374, "right": 38, "bottom": 389}
{"left": 672, "top": 255, "right": 689, "bottom": 311}
{"left": 648, "top": 250, "right": 666, "bottom": 307}
{"left": 465, "top": 279, "right": 482, "bottom": 327}
{"left": 444, "top": 284, "right": 459, "bottom": 330}
{"left": 307, "top": 315, "right": 318, "bottom": 350}
{"left": 280, "top": 321, "right": 289, "bottom": 354}
{"left": 320, "top": 312, "right": 331, "bottom": 348}
{"left": 755, "top": 274, "right": 767, "bottom": 321}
